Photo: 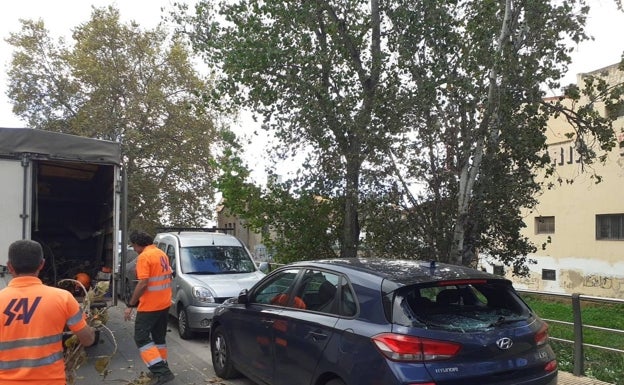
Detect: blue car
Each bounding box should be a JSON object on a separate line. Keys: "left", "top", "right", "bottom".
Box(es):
{"left": 210, "top": 258, "right": 557, "bottom": 385}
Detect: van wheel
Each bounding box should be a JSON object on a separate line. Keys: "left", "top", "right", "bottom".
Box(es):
{"left": 211, "top": 326, "right": 240, "bottom": 379}
{"left": 178, "top": 308, "right": 194, "bottom": 339}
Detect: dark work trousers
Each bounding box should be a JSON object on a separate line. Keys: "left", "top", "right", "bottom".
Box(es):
{"left": 134, "top": 308, "right": 172, "bottom": 376}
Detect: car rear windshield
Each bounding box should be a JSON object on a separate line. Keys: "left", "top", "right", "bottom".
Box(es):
{"left": 392, "top": 281, "right": 532, "bottom": 332}
{"left": 180, "top": 246, "right": 256, "bottom": 274}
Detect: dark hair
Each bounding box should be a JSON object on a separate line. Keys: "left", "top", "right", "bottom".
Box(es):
{"left": 8, "top": 240, "right": 44, "bottom": 274}
{"left": 129, "top": 230, "right": 154, "bottom": 247}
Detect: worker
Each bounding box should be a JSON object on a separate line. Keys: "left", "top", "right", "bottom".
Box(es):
{"left": 124, "top": 230, "right": 174, "bottom": 385}
{"left": 0, "top": 239, "right": 95, "bottom": 384}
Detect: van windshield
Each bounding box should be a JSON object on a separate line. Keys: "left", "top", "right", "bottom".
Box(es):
{"left": 180, "top": 246, "right": 256, "bottom": 274}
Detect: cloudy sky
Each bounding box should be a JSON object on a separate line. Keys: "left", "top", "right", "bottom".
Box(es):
{"left": 1, "top": 0, "right": 623, "bottom": 128}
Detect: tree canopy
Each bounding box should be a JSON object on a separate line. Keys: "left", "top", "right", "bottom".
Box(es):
{"left": 6, "top": 6, "right": 221, "bottom": 232}
{"left": 178, "top": 0, "right": 623, "bottom": 274}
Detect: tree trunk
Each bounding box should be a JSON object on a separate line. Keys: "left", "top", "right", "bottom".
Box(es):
{"left": 341, "top": 151, "right": 361, "bottom": 258}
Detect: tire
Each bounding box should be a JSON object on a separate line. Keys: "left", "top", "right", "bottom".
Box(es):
{"left": 177, "top": 307, "right": 194, "bottom": 340}
{"left": 326, "top": 379, "right": 346, "bottom": 385}
{"left": 211, "top": 326, "right": 240, "bottom": 379}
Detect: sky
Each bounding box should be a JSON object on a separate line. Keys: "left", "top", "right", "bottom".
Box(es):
{"left": 0, "top": 1, "right": 623, "bottom": 138}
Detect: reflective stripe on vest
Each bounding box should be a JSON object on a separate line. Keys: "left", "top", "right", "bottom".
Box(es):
{"left": 0, "top": 351, "right": 63, "bottom": 370}
{"left": 0, "top": 333, "right": 62, "bottom": 350}
{"left": 147, "top": 274, "right": 172, "bottom": 292}
{"left": 67, "top": 309, "right": 85, "bottom": 327}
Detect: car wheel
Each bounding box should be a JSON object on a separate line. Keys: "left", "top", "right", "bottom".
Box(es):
{"left": 177, "top": 307, "right": 194, "bottom": 340}
{"left": 326, "top": 379, "right": 346, "bottom": 385}
{"left": 211, "top": 326, "right": 240, "bottom": 379}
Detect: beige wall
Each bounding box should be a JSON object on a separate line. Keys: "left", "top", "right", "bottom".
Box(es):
{"left": 513, "top": 63, "right": 624, "bottom": 298}
{"left": 215, "top": 203, "right": 268, "bottom": 260}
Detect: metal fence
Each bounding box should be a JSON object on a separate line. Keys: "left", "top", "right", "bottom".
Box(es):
{"left": 517, "top": 289, "right": 624, "bottom": 376}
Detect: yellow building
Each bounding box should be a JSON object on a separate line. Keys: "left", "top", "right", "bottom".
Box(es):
{"left": 513, "top": 63, "right": 624, "bottom": 298}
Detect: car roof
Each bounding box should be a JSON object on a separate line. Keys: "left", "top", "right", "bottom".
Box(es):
{"left": 287, "top": 258, "right": 511, "bottom": 286}
{"left": 155, "top": 231, "right": 243, "bottom": 247}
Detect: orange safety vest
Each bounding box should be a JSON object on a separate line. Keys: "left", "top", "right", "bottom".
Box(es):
{"left": 135, "top": 244, "right": 172, "bottom": 312}
{"left": 0, "top": 276, "right": 88, "bottom": 384}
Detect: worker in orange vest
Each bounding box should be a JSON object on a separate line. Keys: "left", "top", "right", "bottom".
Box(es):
{"left": 124, "top": 230, "right": 174, "bottom": 385}
{"left": 0, "top": 239, "right": 95, "bottom": 384}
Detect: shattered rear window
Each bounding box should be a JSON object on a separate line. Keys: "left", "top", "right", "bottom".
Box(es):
{"left": 392, "top": 281, "right": 531, "bottom": 332}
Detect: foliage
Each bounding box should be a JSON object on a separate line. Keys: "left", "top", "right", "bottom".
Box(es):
{"left": 216, "top": 133, "right": 339, "bottom": 262}
{"left": 522, "top": 294, "right": 624, "bottom": 384}
{"left": 175, "top": 0, "right": 624, "bottom": 272}
{"left": 6, "top": 6, "right": 221, "bottom": 232}
{"left": 60, "top": 280, "right": 116, "bottom": 385}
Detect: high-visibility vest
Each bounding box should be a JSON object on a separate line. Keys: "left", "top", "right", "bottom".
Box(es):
{"left": 136, "top": 244, "right": 172, "bottom": 312}
{"left": 0, "top": 276, "right": 88, "bottom": 384}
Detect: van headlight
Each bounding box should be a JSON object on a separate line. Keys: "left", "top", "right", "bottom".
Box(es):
{"left": 192, "top": 286, "right": 215, "bottom": 303}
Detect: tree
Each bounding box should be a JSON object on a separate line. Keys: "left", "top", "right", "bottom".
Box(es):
{"left": 6, "top": 6, "right": 220, "bottom": 231}
{"left": 177, "top": 0, "right": 623, "bottom": 273}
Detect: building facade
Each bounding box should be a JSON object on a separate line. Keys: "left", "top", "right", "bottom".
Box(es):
{"left": 511, "top": 63, "right": 624, "bottom": 298}
{"left": 215, "top": 202, "right": 270, "bottom": 261}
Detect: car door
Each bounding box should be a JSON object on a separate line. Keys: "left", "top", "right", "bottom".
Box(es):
{"left": 272, "top": 269, "right": 343, "bottom": 385}
{"left": 164, "top": 243, "right": 176, "bottom": 310}
{"left": 227, "top": 268, "right": 301, "bottom": 385}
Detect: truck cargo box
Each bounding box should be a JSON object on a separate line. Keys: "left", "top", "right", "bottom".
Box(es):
{"left": 0, "top": 127, "right": 123, "bottom": 300}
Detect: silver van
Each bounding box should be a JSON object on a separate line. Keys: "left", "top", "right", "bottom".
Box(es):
{"left": 154, "top": 229, "right": 267, "bottom": 339}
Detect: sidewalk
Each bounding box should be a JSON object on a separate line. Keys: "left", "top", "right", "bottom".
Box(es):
{"left": 74, "top": 304, "right": 218, "bottom": 385}
{"left": 74, "top": 305, "right": 614, "bottom": 385}
{"left": 558, "top": 371, "right": 613, "bottom": 385}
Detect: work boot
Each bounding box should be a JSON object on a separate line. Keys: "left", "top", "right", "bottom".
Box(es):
{"left": 148, "top": 371, "right": 175, "bottom": 385}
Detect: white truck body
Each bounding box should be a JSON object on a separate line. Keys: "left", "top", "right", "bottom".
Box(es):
{"left": 0, "top": 127, "right": 123, "bottom": 302}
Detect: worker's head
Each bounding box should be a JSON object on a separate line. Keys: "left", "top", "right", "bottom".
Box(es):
{"left": 8, "top": 239, "right": 44, "bottom": 275}
{"left": 129, "top": 230, "right": 153, "bottom": 253}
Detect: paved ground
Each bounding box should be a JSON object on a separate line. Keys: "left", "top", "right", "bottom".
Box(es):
{"left": 74, "top": 305, "right": 614, "bottom": 385}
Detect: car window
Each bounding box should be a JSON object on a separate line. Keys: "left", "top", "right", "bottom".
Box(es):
{"left": 393, "top": 282, "right": 531, "bottom": 331}
{"left": 291, "top": 269, "right": 356, "bottom": 316}
{"left": 252, "top": 269, "right": 300, "bottom": 306}
{"left": 166, "top": 244, "right": 175, "bottom": 266}
{"left": 179, "top": 246, "right": 256, "bottom": 274}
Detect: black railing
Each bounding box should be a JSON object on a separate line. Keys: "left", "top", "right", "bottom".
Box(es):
{"left": 517, "top": 289, "right": 624, "bottom": 376}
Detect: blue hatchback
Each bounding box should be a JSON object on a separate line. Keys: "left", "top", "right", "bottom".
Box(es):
{"left": 210, "top": 258, "right": 557, "bottom": 385}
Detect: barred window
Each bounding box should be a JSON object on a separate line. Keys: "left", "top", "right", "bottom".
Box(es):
{"left": 535, "top": 216, "right": 555, "bottom": 234}
{"left": 596, "top": 214, "right": 624, "bottom": 240}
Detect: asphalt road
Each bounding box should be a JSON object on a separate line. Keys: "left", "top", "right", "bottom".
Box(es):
{"left": 74, "top": 304, "right": 256, "bottom": 385}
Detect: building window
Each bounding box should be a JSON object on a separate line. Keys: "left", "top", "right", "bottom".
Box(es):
{"left": 542, "top": 269, "right": 556, "bottom": 281}
{"left": 535, "top": 216, "right": 555, "bottom": 234}
{"left": 493, "top": 265, "right": 505, "bottom": 276}
{"left": 596, "top": 214, "right": 624, "bottom": 240}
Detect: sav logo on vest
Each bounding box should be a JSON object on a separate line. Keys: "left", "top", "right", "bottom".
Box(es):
{"left": 3, "top": 297, "right": 42, "bottom": 325}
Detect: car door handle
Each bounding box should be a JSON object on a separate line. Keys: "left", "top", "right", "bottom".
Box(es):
{"left": 261, "top": 319, "right": 274, "bottom": 327}
{"left": 308, "top": 331, "right": 328, "bottom": 341}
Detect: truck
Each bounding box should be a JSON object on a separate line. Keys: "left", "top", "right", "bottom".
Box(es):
{"left": 0, "top": 126, "right": 124, "bottom": 304}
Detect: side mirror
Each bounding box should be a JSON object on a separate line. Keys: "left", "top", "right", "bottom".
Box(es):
{"left": 258, "top": 262, "right": 270, "bottom": 274}
{"left": 238, "top": 289, "right": 249, "bottom": 304}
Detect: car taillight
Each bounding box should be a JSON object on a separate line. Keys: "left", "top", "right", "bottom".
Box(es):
{"left": 535, "top": 323, "right": 549, "bottom": 346}
{"left": 372, "top": 333, "right": 461, "bottom": 362}
{"left": 544, "top": 360, "right": 557, "bottom": 372}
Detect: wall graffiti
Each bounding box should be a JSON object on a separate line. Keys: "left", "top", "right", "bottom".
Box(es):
{"left": 558, "top": 269, "right": 624, "bottom": 298}
{"left": 506, "top": 267, "right": 624, "bottom": 299}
